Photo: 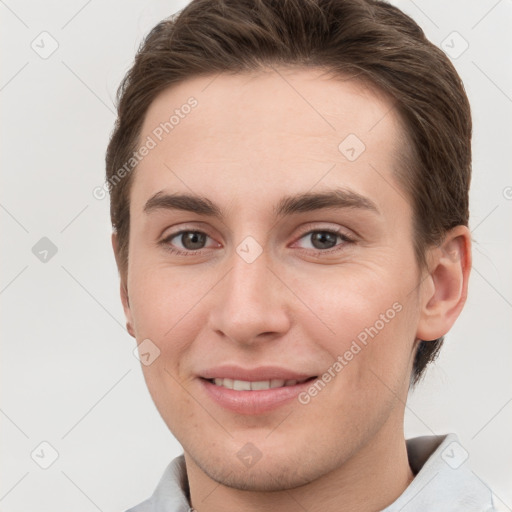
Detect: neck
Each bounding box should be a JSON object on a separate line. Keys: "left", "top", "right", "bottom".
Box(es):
{"left": 185, "top": 422, "right": 414, "bottom": 512}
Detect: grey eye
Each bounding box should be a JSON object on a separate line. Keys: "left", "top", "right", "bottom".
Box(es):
{"left": 308, "top": 231, "right": 338, "bottom": 250}
{"left": 178, "top": 231, "right": 208, "bottom": 250}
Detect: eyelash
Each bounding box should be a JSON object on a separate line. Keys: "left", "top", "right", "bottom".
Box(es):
{"left": 159, "top": 228, "right": 355, "bottom": 257}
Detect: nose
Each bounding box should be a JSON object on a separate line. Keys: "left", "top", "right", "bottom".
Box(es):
{"left": 207, "top": 246, "right": 291, "bottom": 347}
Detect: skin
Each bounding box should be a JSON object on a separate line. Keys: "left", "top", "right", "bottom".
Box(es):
{"left": 113, "top": 67, "right": 471, "bottom": 512}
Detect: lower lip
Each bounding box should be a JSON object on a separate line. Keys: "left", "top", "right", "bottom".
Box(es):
{"left": 199, "top": 377, "right": 316, "bottom": 415}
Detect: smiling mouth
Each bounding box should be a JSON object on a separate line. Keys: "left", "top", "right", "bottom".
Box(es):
{"left": 202, "top": 376, "right": 317, "bottom": 390}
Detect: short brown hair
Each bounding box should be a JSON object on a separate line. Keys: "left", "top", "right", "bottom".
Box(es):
{"left": 105, "top": 0, "right": 472, "bottom": 384}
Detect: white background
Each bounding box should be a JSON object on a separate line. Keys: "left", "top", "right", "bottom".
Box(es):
{"left": 1, "top": 0, "right": 511, "bottom": 510}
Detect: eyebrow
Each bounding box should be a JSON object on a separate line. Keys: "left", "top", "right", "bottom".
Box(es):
{"left": 143, "top": 188, "right": 379, "bottom": 218}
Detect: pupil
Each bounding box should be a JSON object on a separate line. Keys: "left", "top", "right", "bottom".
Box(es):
{"left": 183, "top": 232, "right": 206, "bottom": 250}
{"left": 312, "top": 232, "right": 336, "bottom": 250}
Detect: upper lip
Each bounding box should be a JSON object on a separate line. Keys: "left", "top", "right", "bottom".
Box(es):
{"left": 199, "top": 365, "right": 316, "bottom": 382}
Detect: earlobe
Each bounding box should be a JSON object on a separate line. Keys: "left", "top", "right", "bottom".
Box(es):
{"left": 120, "top": 281, "right": 136, "bottom": 338}
{"left": 111, "top": 233, "right": 136, "bottom": 338}
{"left": 416, "top": 226, "right": 472, "bottom": 342}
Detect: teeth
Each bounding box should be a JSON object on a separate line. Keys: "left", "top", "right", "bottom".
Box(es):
{"left": 211, "top": 378, "right": 305, "bottom": 390}
{"left": 270, "top": 379, "right": 285, "bottom": 388}
{"left": 251, "top": 380, "right": 272, "bottom": 390}
{"left": 233, "top": 379, "right": 251, "bottom": 391}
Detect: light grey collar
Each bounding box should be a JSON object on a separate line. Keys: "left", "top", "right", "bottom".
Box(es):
{"left": 127, "top": 433, "right": 496, "bottom": 512}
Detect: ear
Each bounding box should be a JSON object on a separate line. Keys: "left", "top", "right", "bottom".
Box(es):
{"left": 111, "top": 233, "right": 136, "bottom": 338}
{"left": 416, "top": 225, "right": 472, "bottom": 341}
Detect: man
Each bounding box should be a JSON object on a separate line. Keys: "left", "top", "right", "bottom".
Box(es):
{"left": 105, "top": 0, "right": 496, "bottom": 510}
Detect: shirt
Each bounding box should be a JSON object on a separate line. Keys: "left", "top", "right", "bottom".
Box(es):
{"left": 126, "top": 433, "right": 497, "bottom": 512}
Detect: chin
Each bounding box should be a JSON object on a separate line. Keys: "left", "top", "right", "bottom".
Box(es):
{"left": 199, "top": 459, "right": 315, "bottom": 491}
{"left": 185, "top": 438, "right": 337, "bottom": 492}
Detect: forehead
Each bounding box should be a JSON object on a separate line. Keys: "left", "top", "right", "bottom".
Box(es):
{"left": 132, "top": 67, "right": 409, "bottom": 217}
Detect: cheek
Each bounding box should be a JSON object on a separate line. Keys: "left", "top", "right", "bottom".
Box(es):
{"left": 293, "top": 274, "right": 417, "bottom": 435}
{"left": 128, "top": 260, "right": 200, "bottom": 335}
{"left": 127, "top": 267, "right": 202, "bottom": 423}
{"left": 127, "top": 265, "right": 218, "bottom": 375}
{"left": 295, "top": 266, "right": 418, "bottom": 382}
{"left": 299, "top": 264, "right": 411, "bottom": 330}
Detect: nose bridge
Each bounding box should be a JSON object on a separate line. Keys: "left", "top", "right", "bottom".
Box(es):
{"left": 208, "top": 242, "right": 289, "bottom": 343}
{"left": 230, "top": 248, "right": 271, "bottom": 306}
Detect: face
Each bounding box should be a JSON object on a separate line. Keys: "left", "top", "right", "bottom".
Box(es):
{"left": 121, "top": 67, "right": 428, "bottom": 491}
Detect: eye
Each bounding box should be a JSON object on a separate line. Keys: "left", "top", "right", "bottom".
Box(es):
{"left": 161, "top": 230, "right": 218, "bottom": 255}
{"left": 160, "top": 227, "right": 355, "bottom": 257}
{"left": 295, "top": 229, "right": 355, "bottom": 253}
